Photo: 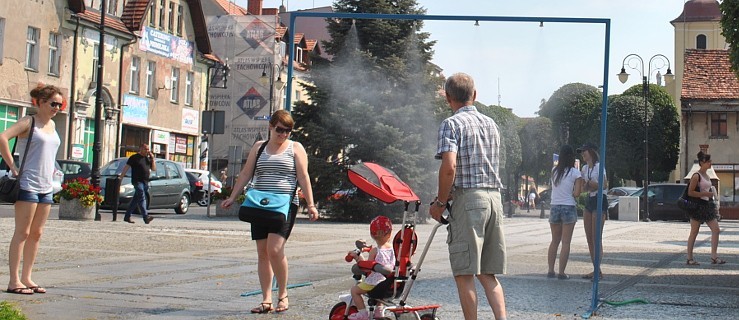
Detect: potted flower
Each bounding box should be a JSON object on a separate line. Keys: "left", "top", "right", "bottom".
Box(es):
{"left": 213, "top": 186, "right": 245, "bottom": 217}
{"left": 56, "top": 178, "right": 103, "bottom": 220}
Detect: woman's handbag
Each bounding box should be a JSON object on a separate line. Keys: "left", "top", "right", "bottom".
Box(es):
{"left": 239, "top": 189, "right": 292, "bottom": 224}
{"left": 0, "top": 117, "right": 35, "bottom": 203}
{"left": 677, "top": 173, "right": 703, "bottom": 211}
{"left": 238, "top": 141, "right": 298, "bottom": 224}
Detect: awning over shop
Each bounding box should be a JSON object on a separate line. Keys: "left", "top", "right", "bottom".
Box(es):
{"left": 683, "top": 164, "right": 719, "bottom": 180}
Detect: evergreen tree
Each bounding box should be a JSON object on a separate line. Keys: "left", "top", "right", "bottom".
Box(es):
{"left": 292, "top": 0, "right": 443, "bottom": 221}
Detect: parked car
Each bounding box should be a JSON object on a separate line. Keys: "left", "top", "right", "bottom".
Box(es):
{"left": 98, "top": 158, "right": 191, "bottom": 214}
{"left": 606, "top": 187, "right": 641, "bottom": 205}
{"left": 56, "top": 159, "right": 92, "bottom": 183}
{"left": 185, "top": 171, "right": 205, "bottom": 204}
{"left": 608, "top": 183, "right": 687, "bottom": 221}
{"left": 184, "top": 169, "right": 223, "bottom": 206}
{"left": 0, "top": 154, "right": 63, "bottom": 194}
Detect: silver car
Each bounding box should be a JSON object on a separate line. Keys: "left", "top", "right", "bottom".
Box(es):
{"left": 99, "top": 158, "right": 191, "bottom": 215}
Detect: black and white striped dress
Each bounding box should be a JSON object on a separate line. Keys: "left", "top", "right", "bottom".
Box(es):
{"left": 253, "top": 141, "right": 298, "bottom": 204}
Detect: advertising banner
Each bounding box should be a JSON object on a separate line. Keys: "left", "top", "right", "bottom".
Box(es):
{"left": 207, "top": 15, "right": 276, "bottom": 160}
{"left": 122, "top": 95, "right": 149, "bottom": 125}
{"left": 139, "top": 26, "right": 194, "bottom": 65}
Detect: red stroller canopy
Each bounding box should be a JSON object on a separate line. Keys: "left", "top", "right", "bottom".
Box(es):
{"left": 348, "top": 162, "right": 419, "bottom": 204}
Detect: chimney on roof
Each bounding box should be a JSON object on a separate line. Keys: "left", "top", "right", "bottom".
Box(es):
{"left": 247, "top": 0, "right": 263, "bottom": 15}
{"left": 279, "top": 0, "right": 286, "bottom": 13}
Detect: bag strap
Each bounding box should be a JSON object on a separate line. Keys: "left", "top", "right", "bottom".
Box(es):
{"left": 1, "top": 116, "right": 35, "bottom": 179}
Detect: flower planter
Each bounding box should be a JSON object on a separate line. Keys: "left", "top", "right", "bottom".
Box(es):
{"left": 58, "top": 198, "right": 95, "bottom": 221}
{"left": 215, "top": 200, "right": 240, "bottom": 217}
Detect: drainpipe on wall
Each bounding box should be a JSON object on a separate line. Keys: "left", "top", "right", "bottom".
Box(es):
{"left": 116, "top": 37, "right": 137, "bottom": 158}
{"left": 67, "top": 13, "right": 81, "bottom": 159}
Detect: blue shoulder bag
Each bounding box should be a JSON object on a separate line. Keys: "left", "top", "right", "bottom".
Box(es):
{"left": 239, "top": 142, "right": 297, "bottom": 224}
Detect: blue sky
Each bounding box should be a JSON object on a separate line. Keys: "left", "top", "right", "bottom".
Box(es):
{"left": 251, "top": 0, "right": 688, "bottom": 117}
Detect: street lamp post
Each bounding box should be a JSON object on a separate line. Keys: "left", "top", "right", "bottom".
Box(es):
{"left": 260, "top": 63, "right": 286, "bottom": 136}
{"left": 617, "top": 54, "right": 674, "bottom": 220}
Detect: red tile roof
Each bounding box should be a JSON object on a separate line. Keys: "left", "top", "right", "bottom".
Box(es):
{"left": 682, "top": 49, "right": 739, "bottom": 100}
{"left": 305, "top": 39, "right": 317, "bottom": 51}
{"left": 671, "top": 0, "right": 721, "bottom": 24}
{"left": 76, "top": 10, "right": 133, "bottom": 35}
{"left": 213, "top": 0, "right": 249, "bottom": 15}
{"left": 120, "top": 0, "right": 150, "bottom": 32}
{"left": 293, "top": 33, "right": 304, "bottom": 44}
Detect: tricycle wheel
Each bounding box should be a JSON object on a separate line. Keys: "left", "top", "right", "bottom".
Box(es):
{"left": 330, "top": 302, "right": 357, "bottom": 320}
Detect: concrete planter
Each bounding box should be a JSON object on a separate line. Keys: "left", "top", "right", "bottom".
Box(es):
{"left": 214, "top": 200, "right": 240, "bottom": 217}
{"left": 58, "top": 198, "right": 95, "bottom": 220}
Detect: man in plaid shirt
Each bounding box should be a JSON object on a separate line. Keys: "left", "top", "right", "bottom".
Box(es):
{"left": 429, "top": 73, "right": 507, "bottom": 320}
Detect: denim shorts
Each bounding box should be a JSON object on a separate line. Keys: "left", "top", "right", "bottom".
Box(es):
{"left": 17, "top": 189, "right": 54, "bottom": 204}
{"left": 549, "top": 205, "right": 577, "bottom": 224}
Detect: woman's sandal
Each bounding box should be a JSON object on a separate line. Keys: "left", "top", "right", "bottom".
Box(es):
{"left": 275, "top": 296, "right": 289, "bottom": 313}
{"left": 686, "top": 259, "right": 700, "bottom": 266}
{"left": 250, "top": 302, "right": 273, "bottom": 314}
{"left": 711, "top": 257, "right": 726, "bottom": 265}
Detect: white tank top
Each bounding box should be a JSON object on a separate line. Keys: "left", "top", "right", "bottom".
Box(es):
{"left": 17, "top": 121, "right": 61, "bottom": 193}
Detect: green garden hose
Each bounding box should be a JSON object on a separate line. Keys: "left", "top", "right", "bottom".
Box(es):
{"left": 602, "top": 298, "right": 649, "bottom": 306}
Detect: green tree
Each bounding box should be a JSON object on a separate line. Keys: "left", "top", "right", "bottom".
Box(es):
{"left": 606, "top": 95, "right": 652, "bottom": 187}
{"left": 721, "top": 0, "right": 739, "bottom": 76}
{"left": 620, "top": 84, "right": 680, "bottom": 183}
{"left": 518, "top": 117, "right": 553, "bottom": 188}
{"left": 538, "top": 83, "right": 603, "bottom": 148}
{"left": 292, "top": 0, "right": 443, "bottom": 221}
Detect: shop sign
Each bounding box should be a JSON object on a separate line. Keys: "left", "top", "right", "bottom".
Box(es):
{"left": 713, "top": 164, "right": 733, "bottom": 171}
{"left": 122, "top": 95, "right": 149, "bottom": 125}
{"left": 152, "top": 130, "right": 169, "bottom": 144}
{"left": 175, "top": 137, "right": 187, "bottom": 153}
{"left": 181, "top": 108, "right": 199, "bottom": 133}
{"left": 71, "top": 144, "right": 85, "bottom": 160}
{"left": 139, "top": 26, "right": 193, "bottom": 65}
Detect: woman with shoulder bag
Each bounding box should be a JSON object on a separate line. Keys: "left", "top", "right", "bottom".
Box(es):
{"left": 685, "top": 151, "right": 725, "bottom": 266}
{"left": 577, "top": 143, "right": 608, "bottom": 279}
{"left": 220, "top": 110, "right": 319, "bottom": 313}
{"left": 0, "top": 85, "right": 63, "bottom": 294}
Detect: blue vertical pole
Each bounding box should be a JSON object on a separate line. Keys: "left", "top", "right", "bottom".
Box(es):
{"left": 284, "top": 14, "right": 297, "bottom": 112}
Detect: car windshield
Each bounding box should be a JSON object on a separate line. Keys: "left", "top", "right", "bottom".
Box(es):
{"left": 100, "top": 159, "right": 130, "bottom": 176}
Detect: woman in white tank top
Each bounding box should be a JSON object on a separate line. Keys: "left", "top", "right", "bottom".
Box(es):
{"left": 685, "top": 151, "right": 725, "bottom": 265}
{"left": 0, "top": 85, "right": 63, "bottom": 294}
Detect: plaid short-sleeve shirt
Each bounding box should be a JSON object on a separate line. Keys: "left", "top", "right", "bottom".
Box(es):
{"left": 436, "top": 106, "right": 502, "bottom": 189}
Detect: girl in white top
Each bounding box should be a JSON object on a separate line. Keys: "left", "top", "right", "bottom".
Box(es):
{"left": 0, "top": 85, "right": 63, "bottom": 294}
{"left": 578, "top": 143, "right": 607, "bottom": 279}
{"left": 547, "top": 145, "right": 583, "bottom": 280}
{"left": 685, "top": 151, "right": 725, "bottom": 265}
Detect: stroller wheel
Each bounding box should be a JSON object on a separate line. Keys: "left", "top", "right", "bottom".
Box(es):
{"left": 419, "top": 314, "right": 439, "bottom": 320}
{"left": 329, "top": 302, "right": 358, "bottom": 320}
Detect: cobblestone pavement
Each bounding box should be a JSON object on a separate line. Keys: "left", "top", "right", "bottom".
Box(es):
{"left": 0, "top": 204, "right": 736, "bottom": 319}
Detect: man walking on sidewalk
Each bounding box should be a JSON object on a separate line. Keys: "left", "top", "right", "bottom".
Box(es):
{"left": 119, "top": 144, "right": 155, "bottom": 224}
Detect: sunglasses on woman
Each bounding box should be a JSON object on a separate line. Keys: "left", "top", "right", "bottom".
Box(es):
{"left": 274, "top": 126, "right": 293, "bottom": 134}
{"left": 50, "top": 102, "right": 63, "bottom": 109}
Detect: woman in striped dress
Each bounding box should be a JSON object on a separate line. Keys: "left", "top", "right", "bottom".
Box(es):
{"left": 221, "top": 110, "right": 319, "bottom": 314}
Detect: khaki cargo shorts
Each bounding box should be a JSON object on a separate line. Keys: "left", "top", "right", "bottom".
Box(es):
{"left": 447, "top": 188, "right": 507, "bottom": 276}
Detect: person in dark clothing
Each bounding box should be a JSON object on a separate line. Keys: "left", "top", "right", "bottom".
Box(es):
{"left": 119, "top": 144, "right": 156, "bottom": 224}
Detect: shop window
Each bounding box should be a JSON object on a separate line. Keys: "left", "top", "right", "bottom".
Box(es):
{"left": 130, "top": 56, "right": 140, "bottom": 94}
{"left": 48, "top": 32, "right": 61, "bottom": 76}
{"left": 92, "top": 44, "right": 99, "bottom": 83}
{"left": 0, "top": 18, "right": 4, "bottom": 64}
{"left": 710, "top": 113, "right": 727, "bottom": 138}
{"left": 696, "top": 34, "right": 706, "bottom": 50}
{"left": 168, "top": 2, "right": 174, "bottom": 34}
{"left": 159, "top": 0, "right": 166, "bottom": 30}
{"left": 146, "top": 60, "right": 156, "bottom": 97}
{"left": 170, "top": 67, "right": 179, "bottom": 103}
{"left": 25, "top": 26, "right": 39, "bottom": 71}
{"left": 185, "top": 71, "right": 193, "bottom": 106}
{"left": 176, "top": 5, "right": 183, "bottom": 36}
{"left": 149, "top": 2, "right": 156, "bottom": 27}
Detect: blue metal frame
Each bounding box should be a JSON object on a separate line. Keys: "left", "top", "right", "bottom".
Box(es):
{"left": 285, "top": 12, "right": 611, "bottom": 318}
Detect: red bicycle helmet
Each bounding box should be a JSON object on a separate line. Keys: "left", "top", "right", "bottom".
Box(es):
{"left": 370, "top": 216, "right": 392, "bottom": 236}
